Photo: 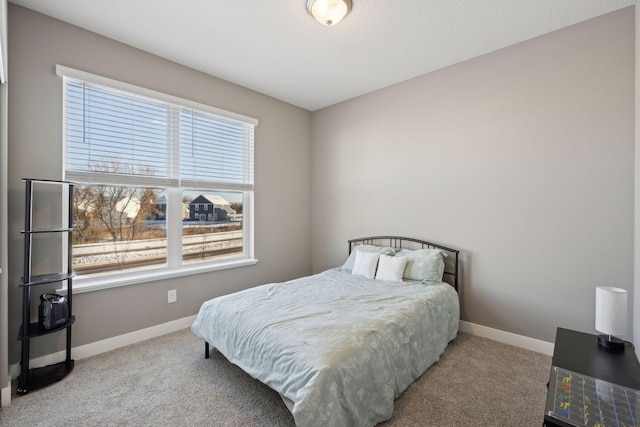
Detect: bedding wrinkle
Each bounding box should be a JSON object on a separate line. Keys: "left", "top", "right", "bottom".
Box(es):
{"left": 192, "top": 268, "right": 459, "bottom": 427}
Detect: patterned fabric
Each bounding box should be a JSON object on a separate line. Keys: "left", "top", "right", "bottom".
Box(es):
{"left": 192, "top": 269, "right": 459, "bottom": 427}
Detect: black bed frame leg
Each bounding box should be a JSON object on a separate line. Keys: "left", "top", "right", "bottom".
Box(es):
{"left": 205, "top": 342, "right": 210, "bottom": 359}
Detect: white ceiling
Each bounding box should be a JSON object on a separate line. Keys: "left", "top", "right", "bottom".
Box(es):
{"left": 9, "top": 0, "right": 636, "bottom": 111}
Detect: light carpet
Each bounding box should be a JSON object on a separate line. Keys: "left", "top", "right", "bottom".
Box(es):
{"left": 0, "top": 329, "right": 551, "bottom": 426}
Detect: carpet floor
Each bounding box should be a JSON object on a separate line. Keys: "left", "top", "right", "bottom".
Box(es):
{"left": 0, "top": 328, "right": 551, "bottom": 426}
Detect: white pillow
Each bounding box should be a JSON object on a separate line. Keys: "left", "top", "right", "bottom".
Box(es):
{"left": 375, "top": 254, "right": 408, "bottom": 282}
{"left": 351, "top": 251, "right": 380, "bottom": 279}
{"left": 341, "top": 245, "right": 396, "bottom": 271}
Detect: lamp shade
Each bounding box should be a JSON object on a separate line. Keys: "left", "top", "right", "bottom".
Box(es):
{"left": 595, "top": 286, "right": 627, "bottom": 337}
{"left": 306, "top": 0, "right": 352, "bottom": 26}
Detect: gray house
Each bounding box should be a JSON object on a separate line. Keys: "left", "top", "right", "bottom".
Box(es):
{"left": 188, "top": 194, "right": 235, "bottom": 222}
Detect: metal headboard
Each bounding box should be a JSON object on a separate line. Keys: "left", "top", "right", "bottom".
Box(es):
{"left": 348, "top": 236, "right": 460, "bottom": 292}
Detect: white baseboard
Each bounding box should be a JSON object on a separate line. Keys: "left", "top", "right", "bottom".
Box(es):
{"left": 459, "top": 320, "right": 554, "bottom": 356}
{"left": 9, "top": 315, "right": 197, "bottom": 380}
{"left": 8, "top": 316, "right": 551, "bottom": 383}
{"left": 1, "top": 380, "right": 10, "bottom": 407}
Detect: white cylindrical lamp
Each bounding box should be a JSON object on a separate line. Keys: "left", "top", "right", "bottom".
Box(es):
{"left": 595, "top": 286, "right": 627, "bottom": 352}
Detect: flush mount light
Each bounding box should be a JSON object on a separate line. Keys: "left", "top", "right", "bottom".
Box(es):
{"left": 306, "top": 0, "right": 352, "bottom": 26}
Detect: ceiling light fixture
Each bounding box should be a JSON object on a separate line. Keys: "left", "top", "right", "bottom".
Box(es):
{"left": 306, "top": 0, "right": 352, "bottom": 27}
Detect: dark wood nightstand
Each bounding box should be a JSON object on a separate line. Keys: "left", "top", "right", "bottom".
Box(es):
{"left": 543, "top": 327, "right": 640, "bottom": 427}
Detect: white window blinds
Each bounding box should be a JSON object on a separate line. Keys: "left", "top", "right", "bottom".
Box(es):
{"left": 59, "top": 66, "right": 257, "bottom": 191}
{"left": 179, "top": 110, "right": 255, "bottom": 191}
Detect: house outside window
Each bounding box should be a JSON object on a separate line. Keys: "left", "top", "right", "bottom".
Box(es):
{"left": 58, "top": 65, "right": 258, "bottom": 290}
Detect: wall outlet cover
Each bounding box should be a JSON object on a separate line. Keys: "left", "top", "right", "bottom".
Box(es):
{"left": 168, "top": 289, "right": 177, "bottom": 303}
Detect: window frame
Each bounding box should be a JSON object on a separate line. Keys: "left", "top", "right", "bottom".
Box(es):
{"left": 57, "top": 65, "right": 258, "bottom": 293}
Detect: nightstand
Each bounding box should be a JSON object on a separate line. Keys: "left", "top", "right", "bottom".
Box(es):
{"left": 543, "top": 327, "right": 640, "bottom": 427}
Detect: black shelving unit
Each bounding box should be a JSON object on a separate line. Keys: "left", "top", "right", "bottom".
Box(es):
{"left": 17, "top": 178, "right": 75, "bottom": 395}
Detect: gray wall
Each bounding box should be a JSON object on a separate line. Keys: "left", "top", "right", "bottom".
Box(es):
{"left": 0, "top": 0, "right": 7, "bottom": 396}
{"left": 635, "top": 4, "right": 639, "bottom": 361}
{"left": 310, "top": 8, "right": 635, "bottom": 343}
{"left": 6, "top": 5, "right": 312, "bottom": 363}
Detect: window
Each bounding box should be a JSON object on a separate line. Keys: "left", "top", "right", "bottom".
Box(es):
{"left": 58, "top": 66, "right": 258, "bottom": 290}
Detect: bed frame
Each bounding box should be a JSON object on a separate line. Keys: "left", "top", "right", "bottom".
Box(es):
{"left": 348, "top": 236, "right": 460, "bottom": 292}
{"left": 204, "top": 236, "right": 460, "bottom": 359}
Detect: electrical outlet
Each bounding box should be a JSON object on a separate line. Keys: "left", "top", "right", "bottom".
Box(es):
{"left": 168, "top": 289, "right": 177, "bottom": 303}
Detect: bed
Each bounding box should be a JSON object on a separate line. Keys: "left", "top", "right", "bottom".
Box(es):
{"left": 191, "top": 236, "right": 460, "bottom": 427}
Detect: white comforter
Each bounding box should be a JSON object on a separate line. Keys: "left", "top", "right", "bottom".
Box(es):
{"left": 191, "top": 268, "right": 459, "bottom": 427}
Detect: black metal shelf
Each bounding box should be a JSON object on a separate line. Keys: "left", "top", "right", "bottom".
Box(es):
{"left": 19, "top": 272, "right": 75, "bottom": 287}
{"left": 21, "top": 227, "right": 75, "bottom": 234}
{"left": 21, "top": 178, "right": 75, "bottom": 185}
{"left": 16, "top": 360, "right": 74, "bottom": 395}
{"left": 18, "top": 178, "right": 75, "bottom": 395}
{"left": 18, "top": 316, "right": 76, "bottom": 340}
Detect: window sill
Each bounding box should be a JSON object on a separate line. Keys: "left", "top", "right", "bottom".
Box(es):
{"left": 57, "top": 257, "right": 259, "bottom": 294}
